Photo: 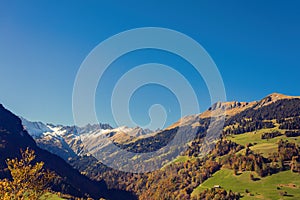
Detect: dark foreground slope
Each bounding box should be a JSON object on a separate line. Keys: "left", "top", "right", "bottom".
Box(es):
{"left": 0, "top": 104, "right": 136, "bottom": 200}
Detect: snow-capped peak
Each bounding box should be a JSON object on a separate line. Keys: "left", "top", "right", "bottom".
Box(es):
{"left": 20, "top": 117, "right": 53, "bottom": 138}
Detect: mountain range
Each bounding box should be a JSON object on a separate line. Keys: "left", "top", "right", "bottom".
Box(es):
{"left": 21, "top": 117, "right": 153, "bottom": 161}
{"left": 1, "top": 92, "right": 300, "bottom": 199}
{"left": 20, "top": 93, "right": 300, "bottom": 165}
{"left": 0, "top": 104, "right": 136, "bottom": 199}
{"left": 64, "top": 93, "right": 300, "bottom": 199}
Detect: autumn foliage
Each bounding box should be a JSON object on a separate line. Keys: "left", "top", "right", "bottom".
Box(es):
{"left": 0, "top": 148, "right": 55, "bottom": 200}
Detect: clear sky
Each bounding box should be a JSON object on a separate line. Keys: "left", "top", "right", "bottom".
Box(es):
{"left": 0, "top": 1, "right": 300, "bottom": 128}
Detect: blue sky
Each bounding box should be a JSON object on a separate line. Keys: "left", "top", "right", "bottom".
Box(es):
{"left": 0, "top": 1, "right": 300, "bottom": 128}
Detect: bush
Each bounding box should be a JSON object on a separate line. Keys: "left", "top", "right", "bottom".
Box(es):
{"left": 0, "top": 148, "right": 55, "bottom": 200}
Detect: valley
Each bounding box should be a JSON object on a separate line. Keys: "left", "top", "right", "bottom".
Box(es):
{"left": 1, "top": 93, "right": 300, "bottom": 199}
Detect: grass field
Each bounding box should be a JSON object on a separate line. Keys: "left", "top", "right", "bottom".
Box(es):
{"left": 192, "top": 168, "right": 300, "bottom": 199}
{"left": 237, "top": 143, "right": 278, "bottom": 157}
{"left": 226, "top": 127, "right": 300, "bottom": 157}
{"left": 40, "top": 193, "right": 65, "bottom": 200}
{"left": 171, "top": 156, "right": 191, "bottom": 163}
{"left": 162, "top": 155, "right": 197, "bottom": 169}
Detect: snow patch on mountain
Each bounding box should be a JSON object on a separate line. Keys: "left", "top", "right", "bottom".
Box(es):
{"left": 20, "top": 117, "right": 53, "bottom": 138}
{"left": 21, "top": 117, "right": 153, "bottom": 161}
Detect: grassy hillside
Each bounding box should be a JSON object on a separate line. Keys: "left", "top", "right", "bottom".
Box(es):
{"left": 68, "top": 97, "right": 300, "bottom": 200}
{"left": 192, "top": 168, "right": 300, "bottom": 199}
{"left": 226, "top": 126, "right": 300, "bottom": 157}
{"left": 192, "top": 124, "right": 300, "bottom": 199}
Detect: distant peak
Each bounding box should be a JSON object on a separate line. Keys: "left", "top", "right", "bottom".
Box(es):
{"left": 262, "top": 93, "right": 300, "bottom": 103}
{"left": 252, "top": 93, "right": 300, "bottom": 109}
{"left": 200, "top": 101, "right": 256, "bottom": 118}
{"left": 265, "top": 93, "right": 300, "bottom": 100}
{"left": 209, "top": 101, "right": 250, "bottom": 110}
